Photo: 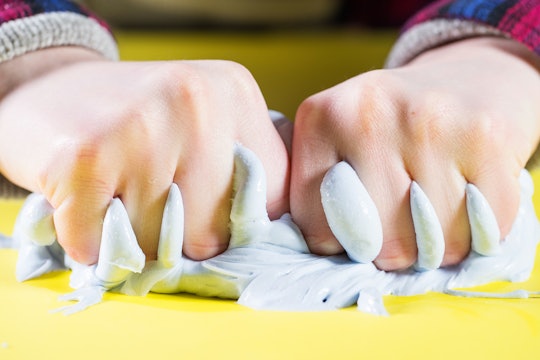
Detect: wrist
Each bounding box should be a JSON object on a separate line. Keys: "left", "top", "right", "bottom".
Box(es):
{"left": 407, "top": 37, "right": 540, "bottom": 73}
{"left": 0, "top": 46, "right": 107, "bottom": 100}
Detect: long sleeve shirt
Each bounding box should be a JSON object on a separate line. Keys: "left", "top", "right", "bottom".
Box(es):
{"left": 386, "top": 0, "right": 540, "bottom": 67}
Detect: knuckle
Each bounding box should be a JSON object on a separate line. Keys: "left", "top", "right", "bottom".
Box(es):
{"left": 139, "top": 62, "right": 209, "bottom": 114}
{"left": 180, "top": 60, "right": 259, "bottom": 99}
{"left": 294, "top": 96, "right": 320, "bottom": 133}
{"left": 217, "top": 60, "right": 253, "bottom": 81}
{"left": 296, "top": 91, "right": 334, "bottom": 122}
{"left": 442, "top": 248, "right": 469, "bottom": 267}
{"left": 61, "top": 244, "right": 97, "bottom": 265}
{"left": 406, "top": 90, "right": 506, "bottom": 158}
{"left": 441, "top": 233, "right": 471, "bottom": 267}
{"left": 157, "top": 62, "right": 208, "bottom": 108}
{"left": 295, "top": 91, "right": 350, "bottom": 141}
{"left": 305, "top": 234, "right": 344, "bottom": 256}
{"left": 375, "top": 236, "right": 417, "bottom": 271}
{"left": 404, "top": 90, "right": 457, "bottom": 148}
{"left": 297, "top": 70, "right": 402, "bottom": 143}
{"left": 356, "top": 69, "right": 399, "bottom": 108}
{"left": 464, "top": 111, "right": 506, "bottom": 155}
{"left": 59, "top": 137, "right": 105, "bottom": 175}
{"left": 37, "top": 137, "right": 104, "bottom": 194}
{"left": 54, "top": 212, "right": 99, "bottom": 265}
{"left": 374, "top": 256, "right": 415, "bottom": 272}
{"left": 182, "top": 234, "right": 228, "bottom": 260}
{"left": 218, "top": 60, "right": 262, "bottom": 99}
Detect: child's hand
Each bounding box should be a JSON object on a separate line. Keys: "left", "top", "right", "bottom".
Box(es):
{"left": 291, "top": 37, "right": 540, "bottom": 270}
{"left": 0, "top": 48, "right": 290, "bottom": 264}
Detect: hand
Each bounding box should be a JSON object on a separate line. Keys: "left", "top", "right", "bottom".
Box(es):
{"left": 0, "top": 48, "right": 290, "bottom": 264}
{"left": 290, "top": 37, "right": 540, "bottom": 270}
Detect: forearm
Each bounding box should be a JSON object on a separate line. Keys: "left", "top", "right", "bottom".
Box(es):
{"left": 0, "top": 46, "right": 106, "bottom": 100}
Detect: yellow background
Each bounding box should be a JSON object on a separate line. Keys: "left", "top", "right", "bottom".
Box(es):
{"left": 2, "top": 30, "right": 540, "bottom": 359}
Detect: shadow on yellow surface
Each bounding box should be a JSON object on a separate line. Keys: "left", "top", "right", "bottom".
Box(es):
{"left": 2, "top": 30, "right": 540, "bottom": 359}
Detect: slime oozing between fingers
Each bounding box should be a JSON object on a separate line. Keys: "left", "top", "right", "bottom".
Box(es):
{"left": 11, "top": 144, "right": 540, "bottom": 315}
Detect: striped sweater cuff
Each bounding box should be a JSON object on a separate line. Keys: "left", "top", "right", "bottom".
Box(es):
{"left": 385, "top": 18, "right": 508, "bottom": 68}
{"left": 0, "top": 11, "right": 118, "bottom": 62}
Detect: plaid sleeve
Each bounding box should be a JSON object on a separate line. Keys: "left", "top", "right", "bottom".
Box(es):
{"left": 386, "top": 0, "right": 540, "bottom": 67}
{"left": 0, "top": 0, "right": 117, "bottom": 63}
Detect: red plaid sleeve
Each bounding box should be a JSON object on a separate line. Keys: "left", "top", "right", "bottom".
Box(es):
{"left": 387, "top": 0, "right": 540, "bottom": 67}
{"left": 404, "top": 0, "right": 540, "bottom": 56}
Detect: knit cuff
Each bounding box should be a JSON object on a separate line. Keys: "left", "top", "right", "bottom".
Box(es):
{"left": 0, "top": 11, "right": 118, "bottom": 63}
{"left": 385, "top": 18, "right": 508, "bottom": 68}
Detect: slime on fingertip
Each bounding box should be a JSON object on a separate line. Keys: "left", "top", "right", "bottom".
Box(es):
{"left": 157, "top": 184, "right": 184, "bottom": 268}
{"left": 320, "top": 161, "right": 383, "bottom": 263}
{"left": 410, "top": 181, "right": 445, "bottom": 271}
{"left": 466, "top": 183, "right": 501, "bottom": 256}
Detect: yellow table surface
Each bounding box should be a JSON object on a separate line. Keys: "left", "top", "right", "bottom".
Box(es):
{"left": 2, "top": 30, "right": 540, "bottom": 359}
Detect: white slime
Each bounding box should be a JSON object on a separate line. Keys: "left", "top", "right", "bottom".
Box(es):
{"left": 10, "top": 144, "right": 540, "bottom": 315}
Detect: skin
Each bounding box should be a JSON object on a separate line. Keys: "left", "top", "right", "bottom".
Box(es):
{"left": 1, "top": 36, "right": 539, "bottom": 272}
{"left": 291, "top": 37, "right": 540, "bottom": 271}
{"left": 0, "top": 47, "right": 290, "bottom": 264}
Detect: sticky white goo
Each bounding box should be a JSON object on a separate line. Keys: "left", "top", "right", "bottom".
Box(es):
{"left": 11, "top": 145, "right": 540, "bottom": 315}
{"left": 410, "top": 181, "right": 445, "bottom": 271}
{"left": 320, "top": 162, "right": 382, "bottom": 263}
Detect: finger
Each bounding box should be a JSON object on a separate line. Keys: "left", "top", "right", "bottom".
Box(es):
{"left": 355, "top": 158, "right": 417, "bottom": 271}
{"left": 53, "top": 193, "right": 110, "bottom": 265}
{"left": 290, "top": 107, "right": 342, "bottom": 255}
{"left": 334, "top": 100, "right": 417, "bottom": 270}
{"left": 119, "top": 177, "right": 171, "bottom": 262}
{"left": 241, "top": 110, "right": 291, "bottom": 221}
{"left": 466, "top": 167, "right": 521, "bottom": 244}
{"left": 406, "top": 161, "right": 470, "bottom": 267}
{"left": 189, "top": 61, "right": 290, "bottom": 221}
{"left": 177, "top": 143, "right": 235, "bottom": 260}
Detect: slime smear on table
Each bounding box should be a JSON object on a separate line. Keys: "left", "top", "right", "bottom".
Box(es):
{"left": 9, "top": 144, "right": 540, "bottom": 315}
